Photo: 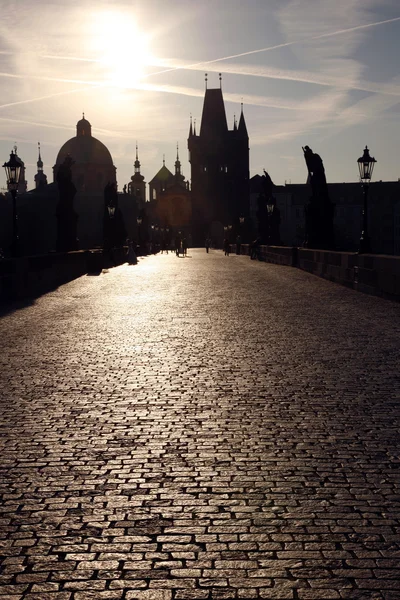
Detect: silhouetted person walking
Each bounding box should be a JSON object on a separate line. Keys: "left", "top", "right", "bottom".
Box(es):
{"left": 224, "top": 238, "right": 230, "bottom": 256}
{"left": 175, "top": 236, "right": 181, "bottom": 256}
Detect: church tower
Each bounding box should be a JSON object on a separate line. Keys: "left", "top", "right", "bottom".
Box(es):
{"left": 188, "top": 75, "right": 249, "bottom": 244}
{"left": 34, "top": 143, "right": 48, "bottom": 189}
{"left": 128, "top": 143, "right": 146, "bottom": 208}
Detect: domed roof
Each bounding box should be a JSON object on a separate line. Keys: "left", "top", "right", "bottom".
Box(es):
{"left": 55, "top": 116, "right": 114, "bottom": 168}
{"left": 55, "top": 135, "right": 114, "bottom": 167}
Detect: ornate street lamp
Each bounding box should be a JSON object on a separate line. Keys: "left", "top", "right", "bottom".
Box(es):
{"left": 3, "top": 151, "right": 21, "bottom": 257}
{"left": 239, "top": 216, "right": 245, "bottom": 225}
{"left": 357, "top": 146, "right": 376, "bottom": 253}
{"left": 107, "top": 204, "right": 116, "bottom": 218}
{"left": 137, "top": 216, "right": 142, "bottom": 226}
{"left": 3, "top": 152, "right": 21, "bottom": 256}
{"left": 266, "top": 201, "right": 274, "bottom": 216}
{"left": 266, "top": 199, "right": 275, "bottom": 244}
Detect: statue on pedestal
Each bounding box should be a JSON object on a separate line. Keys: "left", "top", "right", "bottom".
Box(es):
{"left": 302, "top": 146, "right": 334, "bottom": 249}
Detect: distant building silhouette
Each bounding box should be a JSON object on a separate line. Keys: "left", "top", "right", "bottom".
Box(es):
{"left": 148, "top": 147, "right": 191, "bottom": 235}
{"left": 250, "top": 175, "right": 400, "bottom": 255}
{"left": 188, "top": 76, "right": 250, "bottom": 245}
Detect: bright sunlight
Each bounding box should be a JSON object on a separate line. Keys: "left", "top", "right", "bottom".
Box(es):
{"left": 88, "top": 10, "right": 152, "bottom": 88}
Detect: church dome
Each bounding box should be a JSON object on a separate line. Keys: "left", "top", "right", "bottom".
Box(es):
{"left": 53, "top": 116, "right": 116, "bottom": 191}
{"left": 55, "top": 135, "right": 114, "bottom": 168}
{"left": 55, "top": 115, "right": 114, "bottom": 167}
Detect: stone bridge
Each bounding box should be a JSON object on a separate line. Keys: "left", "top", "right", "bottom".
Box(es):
{"left": 1, "top": 249, "right": 400, "bottom": 599}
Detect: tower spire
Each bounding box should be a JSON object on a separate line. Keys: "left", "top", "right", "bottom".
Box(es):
{"left": 189, "top": 114, "right": 193, "bottom": 137}
{"left": 238, "top": 100, "right": 248, "bottom": 139}
{"left": 175, "top": 142, "right": 182, "bottom": 178}
{"left": 205, "top": 73, "right": 208, "bottom": 89}
{"left": 219, "top": 73, "right": 222, "bottom": 88}
{"left": 134, "top": 142, "right": 141, "bottom": 174}
{"left": 34, "top": 141, "right": 47, "bottom": 189}
{"left": 37, "top": 142, "right": 43, "bottom": 171}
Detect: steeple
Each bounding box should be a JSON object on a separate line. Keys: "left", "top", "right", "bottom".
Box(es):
{"left": 128, "top": 141, "right": 145, "bottom": 200}
{"left": 34, "top": 142, "right": 47, "bottom": 189}
{"left": 134, "top": 142, "right": 141, "bottom": 175}
{"left": 233, "top": 114, "right": 237, "bottom": 132}
{"left": 175, "top": 143, "right": 181, "bottom": 177}
{"left": 238, "top": 102, "right": 248, "bottom": 139}
{"left": 189, "top": 114, "right": 193, "bottom": 138}
{"left": 37, "top": 142, "right": 43, "bottom": 171}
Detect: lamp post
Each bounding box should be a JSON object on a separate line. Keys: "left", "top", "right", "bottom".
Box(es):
{"left": 266, "top": 199, "right": 275, "bottom": 245}
{"left": 3, "top": 151, "right": 21, "bottom": 257}
{"left": 357, "top": 145, "right": 376, "bottom": 254}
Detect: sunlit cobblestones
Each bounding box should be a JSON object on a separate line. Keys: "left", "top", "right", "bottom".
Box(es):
{"left": 1, "top": 249, "right": 400, "bottom": 599}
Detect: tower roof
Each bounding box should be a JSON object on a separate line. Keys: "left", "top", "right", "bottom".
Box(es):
{"left": 238, "top": 104, "right": 248, "bottom": 139}
{"left": 200, "top": 88, "right": 228, "bottom": 139}
{"left": 149, "top": 164, "right": 174, "bottom": 184}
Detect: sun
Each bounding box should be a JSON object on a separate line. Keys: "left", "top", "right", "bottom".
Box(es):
{"left": 89, "top": 10, "right": 152, "bottom": 88}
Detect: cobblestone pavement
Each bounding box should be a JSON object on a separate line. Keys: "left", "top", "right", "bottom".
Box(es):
{"left": 1, "top": 249, "right": 400, "bottom": 600}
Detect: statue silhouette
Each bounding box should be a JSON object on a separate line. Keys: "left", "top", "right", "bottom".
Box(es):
{"left": 302, "top": 146, "right": 334, "bottom": 250}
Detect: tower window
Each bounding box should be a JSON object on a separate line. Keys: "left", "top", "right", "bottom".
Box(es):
{"left": 152, "top": 188, "right": 157, "bottom": 200}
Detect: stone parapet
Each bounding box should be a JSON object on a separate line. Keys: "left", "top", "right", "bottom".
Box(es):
{"left": 230, "top": 244, "right": 400, "bottom": 301}
{"left": 0, "top": 248, "right": 126, "bottom": 303}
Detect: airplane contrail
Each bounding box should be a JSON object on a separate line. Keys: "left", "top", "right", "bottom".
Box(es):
{"left": 145, "top": 15, "right": 400, "bottom": 78}
{"left": 0, "top": 87, "right": 96, "bottom": 110}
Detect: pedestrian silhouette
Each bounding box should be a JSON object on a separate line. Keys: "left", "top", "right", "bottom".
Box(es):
{"left": 224, "top": 238, "right": 230, "bottom": 256}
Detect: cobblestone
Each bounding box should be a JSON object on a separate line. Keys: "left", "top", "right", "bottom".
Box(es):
{"left": 1, "top": 248, "right": 400, "bottom": 599}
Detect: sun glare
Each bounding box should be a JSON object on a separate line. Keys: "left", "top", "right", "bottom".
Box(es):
{"left": 89, "top": 11, "right": 152, "bottom": 88}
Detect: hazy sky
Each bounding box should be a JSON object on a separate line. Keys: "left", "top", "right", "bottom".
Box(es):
{"left": 1, "top": 0, "right": 400, "bottom": 191}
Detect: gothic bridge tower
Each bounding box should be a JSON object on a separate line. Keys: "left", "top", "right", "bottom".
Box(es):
{"left": 188, "top": 74, "right": 249, "bottom": 244}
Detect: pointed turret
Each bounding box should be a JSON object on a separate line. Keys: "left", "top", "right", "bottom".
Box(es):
{"left": 175, "top": 143, "right": 181, "bottom": 177}
{"left": 238, "top": 103, "right": 248, "bottom": 139}
{"left": 189, "top": 115, "right": 193, "bottom": 138}
{"left": 35, "top": 142, "right": 47, "bottom": 189}
{"left": 134, "top": 142, "right": 141, "bottom": 175}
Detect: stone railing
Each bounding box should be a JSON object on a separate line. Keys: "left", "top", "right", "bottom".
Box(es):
{"left": 0, "top": 248, "right": 127, "bottom": 303}
{"left": 231, "top": 244, "right": 400, "bottom": 301}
